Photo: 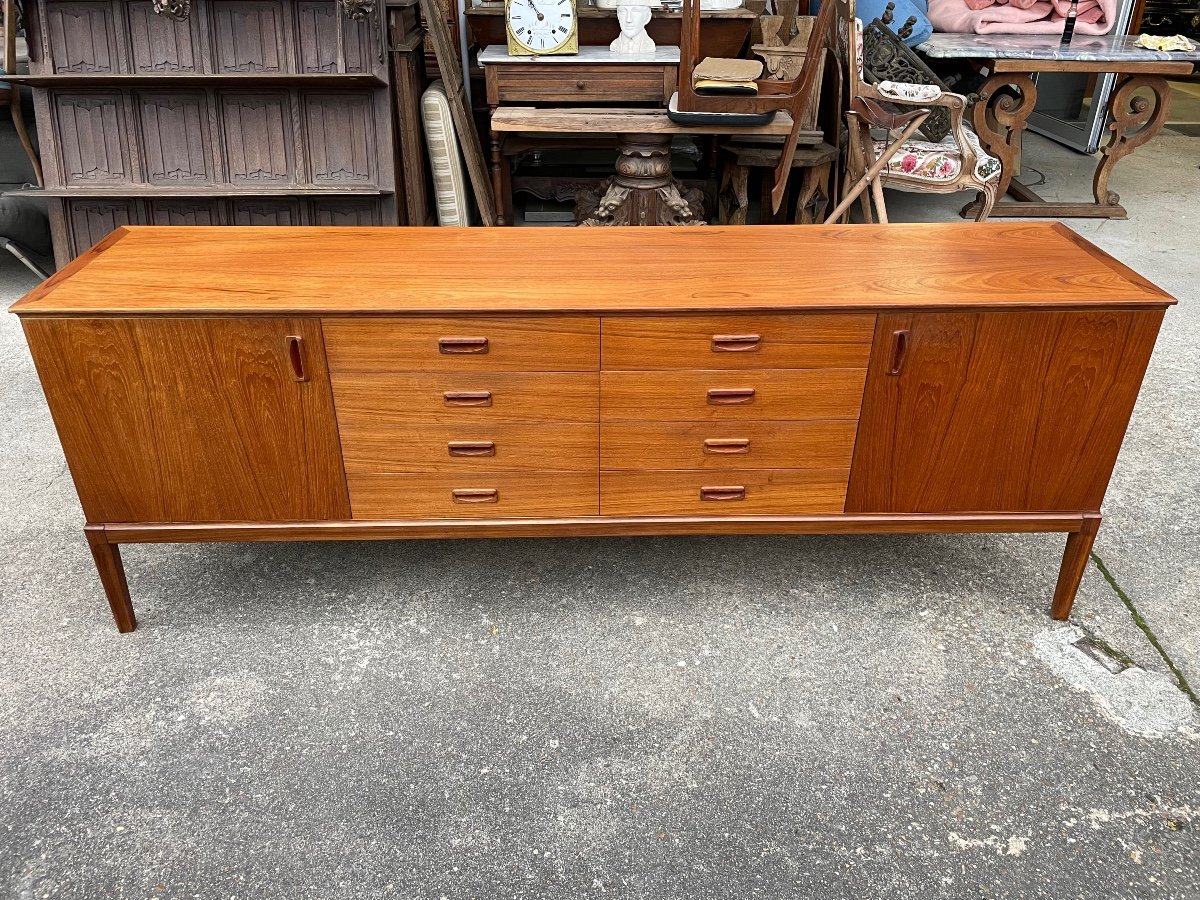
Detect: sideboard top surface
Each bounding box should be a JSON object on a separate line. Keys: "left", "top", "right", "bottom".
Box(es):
{"left": 11, "top": 223, "right": 1173, "bottom": 317}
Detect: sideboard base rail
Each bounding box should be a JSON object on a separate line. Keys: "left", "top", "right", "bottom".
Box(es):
{"left": 91, "top": 512, "right": 1100, "bottom": 633}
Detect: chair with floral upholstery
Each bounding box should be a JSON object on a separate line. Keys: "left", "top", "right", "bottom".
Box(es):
{"left": 827, "top": 0, "right": 1000, "bottom": 223}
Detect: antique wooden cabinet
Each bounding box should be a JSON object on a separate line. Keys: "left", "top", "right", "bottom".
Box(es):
{"left": 13, "top": 0, "right": 404, "bottom": 266}
{"left": 12, "top": 223, "right": 1173, "bottom": 632}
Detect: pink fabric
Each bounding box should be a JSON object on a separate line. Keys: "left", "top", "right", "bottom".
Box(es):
{"left": 928, "top": 0, "right": 1116, "bottom": 34}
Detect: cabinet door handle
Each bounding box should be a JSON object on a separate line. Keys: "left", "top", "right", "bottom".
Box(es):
{"left": 452, "top": 488, "right": 498, "bottom": 503}
{"left": 711, "top": 334, "right": 761, "bottom": 352}
{"left": 439, "top": 336, "right": 489, "bottom": 355}
{"left": 707, "top": 387, "right": 756, "bottom": 405}
{"left": 700, "top": 485, "right": 746, "bottom": 502}
{"left": 443, "top": 390, "right": 493, "bottom": 407}
{"left": 285, "top": 335, "right": 308, "bottom": 382}
{"left": 448, "top": 441, "right": 496, "bottom": 457}
{"left": 703, "top": 438, "right": 751, "bottom": 454}
{"left": 887, "top": 329, "right": 909, "bottom": 376}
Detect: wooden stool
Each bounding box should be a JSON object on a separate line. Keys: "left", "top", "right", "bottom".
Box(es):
{"left": 719, "top": 140, "right": 837, "bottom": 225}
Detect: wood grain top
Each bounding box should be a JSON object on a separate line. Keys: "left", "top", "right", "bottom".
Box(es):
{"left": 10, "top": 223, "right": 1173, "bottom": 317}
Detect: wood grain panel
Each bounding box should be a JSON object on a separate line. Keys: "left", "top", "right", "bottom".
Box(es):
{"left": 66, "top": 200, "right": 141, "bottom": 256}
{"left": 340, "top": 423, "right": 599, "bottom": 474}
{"left": 490, "top": 66, "right": 674, "bottom": 103}
{"left": 221, "top": 92, "right": 293, "bottom": 185}
{"left": 54, "top": 92, "right": 128, "bottom": 184}
{"left": 211, "top": 1, "right": 288, "bottom": 73}
{"left": 601, "top": 369, "right": 867, "bottom": 421}
{"left": 138, "top": 92, "right": 212, "bottom": 185}
{"left": 323, "top": 317, "right": 601, "bottom": 373}
{"left": 308, "top": 198, "right": 383, "bottom": 226}
{"left": 13, "top": 225, "right": 1174, "bottom": 317}
{"left": 297, "top": 0, "right": 342, "bottom": 73}
{"left": 128, "top": 0, "right": 199, "bottom": 73}
{"left": 602, "top": 314, "right": 876, "bottom": 370}
{"left": 601, "top": 469, "right": 849, "bottom": 516}
{"left": 22, "top": 317, "right": 350, "bottom": 523}
{"left": 348, "top": 472, "right": 598, "bottom": 518}
{"left": 232, "top": 199, "right": 302, "bottom": 226}
{"left": 149, "top": 200, "right": 218, "bottom": 226}
{"left": 304, "top": 92, "right": 376, "bottom": 186}
{"left": 331, "top": 372, "right": 599, "bottom": 424}
{"left": 845, "top": 309, "right": 1166, "bottom": 513}
{"left": 602, "top": 420, "right": 858, "bottom": 471}
{"left": 46, "top": 1, "right": 118, "bottom": 73}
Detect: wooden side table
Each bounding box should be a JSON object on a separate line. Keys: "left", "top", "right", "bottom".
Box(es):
{"left": 719, "top": 140, "right": 839, "bottom": 225}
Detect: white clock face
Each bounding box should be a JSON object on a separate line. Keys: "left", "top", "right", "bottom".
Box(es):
{"left": 508, "top": 0, "right": 575, "bottom": 52}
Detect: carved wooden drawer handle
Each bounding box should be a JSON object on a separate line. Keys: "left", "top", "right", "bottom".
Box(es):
{"left": 448, "top": 441, "right": 496, "bottom": 457}
{"left": 452, "top": 488, "right": 498, "bottom": 503}
{"left": 285, "top": 335, "right": 308, "bottom": 382}
{"left": 443, "top": 390, "right": 493, "bottom": 407}
{"left": 439, "top": 336, "right": 489, "bottom": 355}
{"left": 711, "top": 334, "right": 761, "bottom": 352}
{"left": 700, "top": 485, "right": 746, "bottom": 501}
{"left": 707, "top": 387, "right": 756, "bottom": 405}
{"left": 703, "top": 438, "right": 751, "bottom": 455}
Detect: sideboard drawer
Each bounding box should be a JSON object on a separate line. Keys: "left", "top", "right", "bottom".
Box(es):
{"left": 341, "top": 423, "right": 599, "bottom": 474}
{"left": 601, "top": 369, "right": 868, "bottom": 421}
{"left": 331, "top": 373, "right": 600, "bottom": 424}
{"left": 323, "top": 317, "right": 601, "bottom": 373}
{"left": 489, "top": 66, "right": 674, "bottom": 104}
{"left": 602, "top": 314, "right": 876, "bottom": 370}
{"left": 348, "top": 472, "right": 598, "bottom": 518}
{"left": 602, "top": 420, "right": 858, "bottom": 471}
{"left": 601, "top": 469, "right": 850, "bottom": 516}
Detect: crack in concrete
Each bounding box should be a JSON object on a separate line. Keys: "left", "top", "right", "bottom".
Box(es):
{"left": 1088, "top": 551, "right": 1199, "bottom": 709}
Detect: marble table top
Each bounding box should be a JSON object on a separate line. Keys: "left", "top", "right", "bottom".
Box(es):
{"left": 918, "top": 32, "right": 1200, "bottom": 62}
{"left": 479, "top": 45, "right": 681, "bottom": 64}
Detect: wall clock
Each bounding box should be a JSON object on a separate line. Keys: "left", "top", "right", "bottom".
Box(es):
{"left": 505, "top": 0, "right": 579, "bottom": 55}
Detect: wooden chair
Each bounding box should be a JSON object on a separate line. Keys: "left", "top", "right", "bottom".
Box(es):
{"left": 2, "top": 0, "right": 42, "bottom": 187}
{"left": 825, "top": 0, "right": 999, "bottom": 223}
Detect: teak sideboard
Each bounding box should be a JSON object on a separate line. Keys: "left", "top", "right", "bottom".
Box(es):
{"left": 12, "top": 224, "right": 1174, "bottom": 632}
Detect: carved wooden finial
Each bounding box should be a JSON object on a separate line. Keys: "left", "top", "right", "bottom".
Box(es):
{"left": 899, "top": 15, "right": 917, "bottom": 38}
{"left": 882, "top": 2, "right": 896, "bottom": 25}
{"left": 151, "top": 0, "right": 190, "bottom": 20}
{"left": 342, "top": 0, "right": 377, "bottom": 20}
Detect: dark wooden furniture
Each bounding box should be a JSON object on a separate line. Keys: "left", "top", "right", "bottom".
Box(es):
{"left": 2, "top": 0, "right": 43, "bottom": 185}
{"left": 918, "top": 34, "right": 1200, "bottom": 219}
{"left": 10, "top": 0, "right": 402, "bottom": 266}
{"left": 12, "top": 223, "right": 1173, "bottom": 632}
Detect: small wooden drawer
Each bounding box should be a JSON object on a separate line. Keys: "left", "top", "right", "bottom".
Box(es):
{"left": 341, "top": 423, "right": 599, "bottom": 474}
{"left": 331, "top": 372, "right": 599, "bottom": 425}
{"left": 602, "top": 314, "right": 876, "bottom": 370}
{"left": 601, "top": 469, "right": 850, "bottom": 516}
{"left": 601, "top": 369, "right": 868, "bottom": 421}
{"left": 602, "top": 420, "right": 858, "bottom": 471}
{"left": 323, "top": 317, "right": 600, "bottom": 373}
{"left": 348, "top": 472, "right": 598, "bottom": 518}
{"left": 488, "top": 65, "right": 675, "bottom": 105}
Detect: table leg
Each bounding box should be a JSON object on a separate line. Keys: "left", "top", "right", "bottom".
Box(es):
{"left": 577, "top": 134, "right": 705, "bottom": 226}
{"left": 490, "top": 128, "right": 509, "bottom": 227}
{"left": 84, "top": 525, "right": 136, "bottom": 633}
{"left": 1051, "top": 514, "right": 1101, "bottom": 621}
{"left": 1093, "top": 74, "right": 1173, "bottom": 212}
{"left": 962, "top": 72, "right": 1036, "bottom": 219}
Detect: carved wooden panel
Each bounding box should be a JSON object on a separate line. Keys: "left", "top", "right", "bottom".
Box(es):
{"left": 297, "top": 1, "right": 340, "bottom": 73}
{"left": 304, "top": 92, "right": 376, "bottom": 186}
{"left": 343, "top": 13, "right": 376, "bottom": 74}
{"left": 128, "top": 0, "right": 200, "bottom": 73}
{"left": 221, "top": 92, "right": 294, "bottom": 185}
{"left": 67, "top": 199, "right": 141, "bottom": 254}
{"left": 310, "top": 198, "right": 382, "bottom": 226}
{"left": 54, "top": 92, "right": 130, "bottom": 185}
{"left": 138, "top": 92, "right": 213, "bottom": 185}
{"left": 149, "top": 200, "right": 219, "bottom": 226}
{"left": 232, "top": 199, "right": 302, "bottom": 226}
{"left": 45, "top": 1, "right": 119, "bottom": 74}
{"left": 211, "top": 1, "right": 289, "bottom": 74}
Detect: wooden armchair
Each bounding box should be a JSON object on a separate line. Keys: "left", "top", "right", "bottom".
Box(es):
{"left": 2, "top": 0, "right": 42, "bottom": 186}
{"left": 828, "top": 0, "right": 1000, "bottom": 223}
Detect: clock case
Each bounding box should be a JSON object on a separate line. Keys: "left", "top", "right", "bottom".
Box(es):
{"left": 504, "top": 0, "right": 580, "bottom": 55}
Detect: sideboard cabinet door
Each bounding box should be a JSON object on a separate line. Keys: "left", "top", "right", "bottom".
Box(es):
{"left": 845, "top": 309, "right": 1165, "bottom": 513}
{"left": 23, "top": 317, "right": 350, "bottom": 523}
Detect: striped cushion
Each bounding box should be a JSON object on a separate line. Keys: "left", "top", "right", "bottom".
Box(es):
{"left": 421, "top": 81, "right": 471, "bottom": 227}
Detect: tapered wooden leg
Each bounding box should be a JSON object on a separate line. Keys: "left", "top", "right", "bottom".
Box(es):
{"left": 489, "top": 128, "right": 508, "bottom": 227}
{"left": 1051, "top": 514, "right": 1101, "bottom": 621}
{"left": 84, "top": 526, "right": 136, "bottom": 633}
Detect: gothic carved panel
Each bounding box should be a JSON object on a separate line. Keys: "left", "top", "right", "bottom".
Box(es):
{"left": 67, "top": 199, "right": 142, "bottom": 255}
{"left": 54, "top": 92, "right": 129, "bottom": 185}
{"left": 304, "top": 92, "right": 375, "bottom": 185}
{"left": 139, "top": 92, "right": 213, "bottom": 184}
{"left": 309, "top": 197, "right": 382, "bottom": 226}
{"left": 297, "top": 1, "right": 340, "bottom": 73}
{"left": 221, "top": 92, "right": 294, "bottom": 185}
{"left": 149, "top": 200, "right": 220, "bottom": 226}
{"left": 232, "top": 199, "right": 302, "bottom": 225}
{"left": 211, "top": 1, "right": 288, "bottom": 73}
{"left": 343, "top": 11, "right": 375, "bottom": 73}
{"left": 128, "top": 0, "right": 199, "bottom": 73}
{"left": 46, "top": 1, "right": 119, "bottom": 74}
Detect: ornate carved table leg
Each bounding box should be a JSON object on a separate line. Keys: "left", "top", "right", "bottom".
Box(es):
{"left": 1092, "top": 75, "right": 1172, "bottom": 216}
{"left": 1051, "top": 514, "right": 1102, "bottom": 621}
{"left": 576, "top": 134, "right": 705, "bottom": 226}
{"left": 84, "top": 525, "right": 136, "bottom": 633}
{"left": 489, "top": 127, "right": 508, "bottom": 226}
{"left": 963, "top": 72, "right": 1036, "bottom": 218}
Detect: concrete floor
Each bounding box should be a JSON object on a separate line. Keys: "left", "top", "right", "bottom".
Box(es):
{"left": 1, "top": 132, "right": 1198, "bottom": 899}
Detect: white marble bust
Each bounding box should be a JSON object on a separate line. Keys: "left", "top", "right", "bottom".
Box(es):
{"left": 610, "top": 0, "right": 655, "bottom": 55}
